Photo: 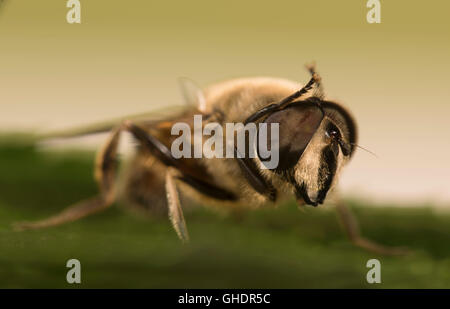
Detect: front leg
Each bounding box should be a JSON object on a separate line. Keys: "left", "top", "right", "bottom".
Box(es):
{"left": 235, "top": 155, "right": 277, "bottom": 202}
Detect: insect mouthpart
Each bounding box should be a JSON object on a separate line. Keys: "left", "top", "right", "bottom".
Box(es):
{"left": 290, "top": 138, "right": 340, "bottom": 208}
{"left": 293, "top": 183, "right": 321, "bottom": 207}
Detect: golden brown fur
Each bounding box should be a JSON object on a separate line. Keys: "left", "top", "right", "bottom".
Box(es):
{"left": 14, "top": 71, "right": 410, "bottom": 255}
{"left": 119, "top": 77, "right": 317, "bottom": 214}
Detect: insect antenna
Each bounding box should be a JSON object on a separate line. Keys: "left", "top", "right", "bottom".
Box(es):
{"left": 244, "top": 63, "right": 320, "bottom": 124}
{"left": 350, "top": 143, "right": 378, "bottom": 158}
{"left": 277, "top": 63, "right": 321, "bottom": 107}
{"left": 306, "top": 62, "right": 325, "bottom": 99}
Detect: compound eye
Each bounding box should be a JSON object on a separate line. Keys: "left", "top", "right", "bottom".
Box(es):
{"left": 262, "top": 102, "right": 324, "bottom": 171}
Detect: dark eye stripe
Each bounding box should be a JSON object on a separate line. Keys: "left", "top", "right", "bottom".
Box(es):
{"left": 316, "top": 144, "right": 338, "bottom": 204}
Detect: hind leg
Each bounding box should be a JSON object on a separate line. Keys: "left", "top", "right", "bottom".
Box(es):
{"left": 13, "top": 126, "right": 122, "bottom": 230}
{"left": 120, "top": 154, "right": 168, "bottom": 217}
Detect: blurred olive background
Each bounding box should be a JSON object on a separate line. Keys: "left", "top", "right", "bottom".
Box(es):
{"left": 0, "top": 137, "right": 450, "bottom": 288}
{"left": 0, "top": 0, "right": 450, "bottom": 288}
{"left": 0, "top": 0, "right": 449, "bottom": 205}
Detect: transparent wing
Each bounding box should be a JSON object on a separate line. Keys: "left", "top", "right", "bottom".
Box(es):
{"left": 37, "top": 105, "right": 188, "bottom": 140}
{"left": 177, "top": 77, "right": 206, "bottom": 112}
{"left": 39, "top": 77, "right": 206, "bottom": 141}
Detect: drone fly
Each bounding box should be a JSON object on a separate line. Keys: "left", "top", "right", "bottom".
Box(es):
{"left": 15, "top": 64, "right": 406, "bottom": 255}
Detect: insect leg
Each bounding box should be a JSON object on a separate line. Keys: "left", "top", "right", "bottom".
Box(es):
{"left": 334, "top": 197, "right": 410, "bottom": 256}
{"left": 124, "top": 121, "right": 178, "bottom": 167}
{"left": 125, "top": 121, "right": 237, "bottom": 201}
{"left": 124, "top": 122, "right": 238, "bottom": 241}
{"left": 235, "top": 154, "right": 277, "bottom": 201}
{"left": 13, "top": 127, "right": 122, "bottom": 231}
{"left": 165, "top": 167, "right": 190, "bottom": 243}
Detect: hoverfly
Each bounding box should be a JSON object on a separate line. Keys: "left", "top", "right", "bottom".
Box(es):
{"left": 15, "top": 64, "right": 406, "bottom": 255}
